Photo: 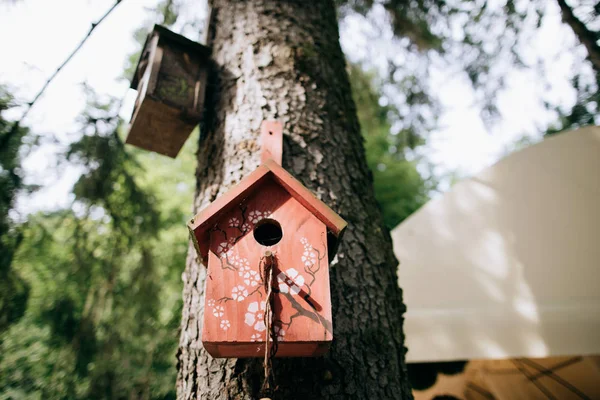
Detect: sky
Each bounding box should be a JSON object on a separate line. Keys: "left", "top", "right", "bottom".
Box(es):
{"left": 0, "top": 0, "right": 581, "bottom": 212}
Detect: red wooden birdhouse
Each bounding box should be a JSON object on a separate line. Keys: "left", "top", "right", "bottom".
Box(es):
{"left": 188, "top": 127, "right": 346, "bottom": 358}
{"left": 126, "top": 25, "right": 210, "bottom": 158}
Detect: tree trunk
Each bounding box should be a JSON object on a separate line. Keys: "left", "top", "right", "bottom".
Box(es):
{"left": 176, "top": 1, "right": 413, "bottom": 399}
{"left": 556, "top": 0, "right": 600, "bottom": 74}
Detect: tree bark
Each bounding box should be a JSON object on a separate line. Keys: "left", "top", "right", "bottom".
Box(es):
{"left": 176, "top": 1, "right": 413, "bottom": 399}
{"left": 556, "top": 0, "right": 600, "bottom": 74}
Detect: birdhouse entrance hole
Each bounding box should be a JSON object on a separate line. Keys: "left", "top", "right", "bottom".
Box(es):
{"left": 253, "top": 219, "right": 283, "bottom": 246}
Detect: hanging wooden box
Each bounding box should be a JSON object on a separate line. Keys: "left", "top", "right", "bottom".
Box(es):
{"left": 126, "top": 25, "right": 210, "bottom": 158}
{"left": 188, "top": 159, "right": 347, "bottom": 358}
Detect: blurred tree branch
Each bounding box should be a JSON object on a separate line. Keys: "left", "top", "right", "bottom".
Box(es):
{"left": 557, "top": 0, "right": 600, "bottom": 74}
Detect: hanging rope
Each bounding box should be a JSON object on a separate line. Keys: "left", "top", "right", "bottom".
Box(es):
{"left": 260, "top": 250, "right": 278, "bottom": 398}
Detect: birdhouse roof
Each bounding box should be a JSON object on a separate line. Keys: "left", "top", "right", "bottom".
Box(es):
{"left": 188, "top": 159, "right": 347, "bottom": 263}
{"left": 130, "top": 24, "right": 211, "bottom": 89}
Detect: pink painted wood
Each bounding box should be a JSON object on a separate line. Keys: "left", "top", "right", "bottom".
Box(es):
{"left": 201, "top": 178, "right": 333, "bottom": 357}
{"left": 260, "top": 120, "right": 283, "bottom": 165}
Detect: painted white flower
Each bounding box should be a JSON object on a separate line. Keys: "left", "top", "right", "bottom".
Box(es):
{"left": 244, "top": 301, "right": 267, "bottom": 332}
{"left": 231, "top": 285, "right": 248, "bottom": 301}
{"left": 302, "top": 237, "right": 313, "bottom": 250}
{"left": 301, "top": 250, "right": 317, "bottom": 267}
{"left": 222, "top": 249, "right": 233, "bottom": 259}
{"left": 277, "top": 268, "right": 305, "bottom": 295}
{"left": 238, "top": 264, "right": 250, "bottom": 275}
{"left": 227, "top": 254, "right": 247, "bottom": 268}
{"left": 216, "top": 241, "right": 230, "bottom": 257}
{"left": 212, "top": 305, "right": 224, "bottom": 318}
{"left": 242, "top": 270, "right": 260, "bottom": 287}
{"left": 207, "top": 299, "right": 215, "bottom": 308}
{"left": 220, "top": 320, "right": 231, "bottom": 330}
{"left": 228, "top": 217, "right": 240, "bottom": 228}
{"left": 300, "top": 237, "right": 318, "bottom": 267}
{"left": 248, "top": 210, "right": 263, "bottom": 224}
{"left": 241, "top": 222, "right": 251, "bottom": 232}
{"left": 273, "top": 326, "right": 285, "bottom": 341}
{"left": 250, "top": 333, "right": 262, "bottom": 342}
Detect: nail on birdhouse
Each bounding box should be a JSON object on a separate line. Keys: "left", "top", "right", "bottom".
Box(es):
{"left": 126, "top": 25, "right": 210, "bottom": 158}
{"left": 188, "top": 124, "right": 346, "bottom": 358}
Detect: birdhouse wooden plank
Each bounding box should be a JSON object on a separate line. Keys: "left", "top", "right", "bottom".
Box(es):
{"left": 188, "top": 159, "right": 347, "bottom": 358}
{"left": 126, "top": 25, "right": 210, "bottom": 158}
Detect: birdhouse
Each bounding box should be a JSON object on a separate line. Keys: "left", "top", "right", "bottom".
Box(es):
{"left": 126, "top": 25, "right": 210, "bottom": 158}
{"left": 188, "top": 159, "right": 347, "bottom": 358}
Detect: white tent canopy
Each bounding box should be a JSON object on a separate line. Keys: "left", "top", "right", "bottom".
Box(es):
{"left": 392, "top": 126, "right": 600, "bottom": 363}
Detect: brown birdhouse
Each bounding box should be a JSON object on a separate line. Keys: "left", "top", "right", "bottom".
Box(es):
{"left": 126, "top": 25, "right": 210, "bottom": 158}
{"left": 188, "top": 154, "right": 347, "bottom": 358}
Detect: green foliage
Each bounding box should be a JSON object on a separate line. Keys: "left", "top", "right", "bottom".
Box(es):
{"left": 337, "top": 0, "right": 444, "bottom": 51}
{"left": 546, "top": 70, "right": 599, "bottom": 135}
{"left": 338, "top": 0, "right": 543, "bottom": 123}
{"left": 340, "top": 0, "right": 599, "bottom": 132}
{"left": 0, "top": 321, "right": 84, "bottom": 399}
{"left": 0, "top": 87, "right": 194, "bottom": 399}
{"left": 0, "top": 87, "right": 30, "bottom": 333}
{"left": 0, "top": 3, "right": 198, "bottom": 398}
{"left": 350, "top": 65, "right": 430, "bottom": 228}
{"left": 66, "top": 88, "right": 159, "bottom": 243}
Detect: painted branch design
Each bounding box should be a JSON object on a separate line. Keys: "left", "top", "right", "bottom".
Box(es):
{"left": 206, "top": 207, "right": 331, "bottom": 337}
{"left": 272, "top": 235, "right": 331, "bottom": 335}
